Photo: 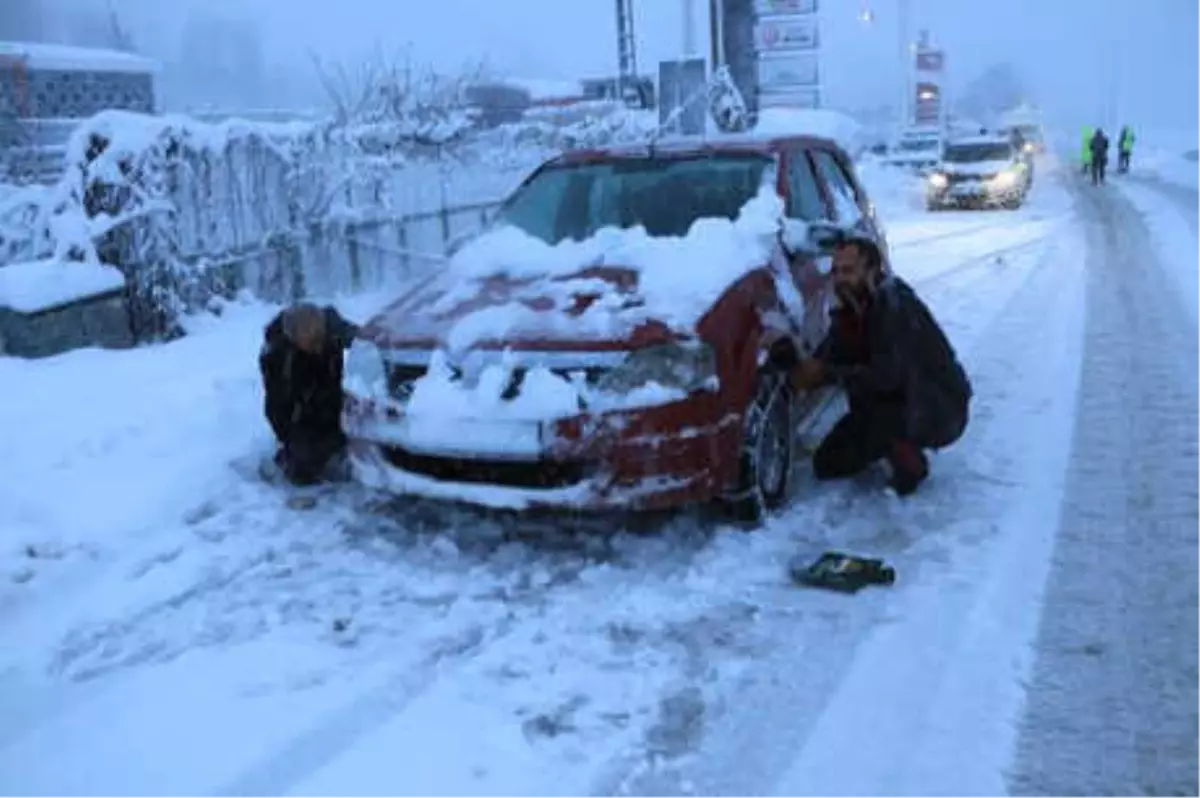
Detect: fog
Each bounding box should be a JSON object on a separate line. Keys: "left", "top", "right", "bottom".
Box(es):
{"left": 9, "top": 0, "right": 1198, "bottom": 131}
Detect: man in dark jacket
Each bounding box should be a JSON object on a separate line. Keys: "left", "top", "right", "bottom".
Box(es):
{"left": 259, "top": 302, "right": 359, "bottom": 485}
{"left": 791, "top": 237, "right": 972, "bottom": 496}
{"left": 1090, "top": 128, "right": 1110, "bottom": 185}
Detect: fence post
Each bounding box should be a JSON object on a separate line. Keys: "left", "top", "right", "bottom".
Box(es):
{"left": 439, "top": 206, "right": 451, "bottom": 250}
{"left": 347, "top": 221, "right": 362, "bottom": 292}
{"left": 397, "top": 219, "right": 410, "bottom": 278}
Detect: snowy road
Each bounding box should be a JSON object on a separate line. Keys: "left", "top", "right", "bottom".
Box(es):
{"left": 0, "top": 160, "right": 1195, "bottom": 796}
{"left": 1009, "top": 175, "right": 1199, "bottom": 796}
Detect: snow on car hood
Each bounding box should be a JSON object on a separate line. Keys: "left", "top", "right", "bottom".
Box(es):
{"left": 940, "top": 159, "right": 1014, "bottom": 177}
{"left": 369, "top": 184, "right": 785, "bottom": 353}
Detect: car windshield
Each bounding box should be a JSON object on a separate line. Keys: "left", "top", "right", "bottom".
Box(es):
{"left": 495, "top": 154, "right": 773, "bottom": 244}
{"left": 898, "top": 139, "right": 939, "bottom": 152}
{"left": 943, "top": 143, "right": 1012, "bottom": 163}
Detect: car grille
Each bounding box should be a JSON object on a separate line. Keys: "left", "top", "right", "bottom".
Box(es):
{"left": 947, "top": 172, "right": 997, "bottom": 184}
{"left": 381, "top": 446, "right": 588, "bottom": 489}
{"left": 387, "top": 363, "right": 609, "bottom": 404}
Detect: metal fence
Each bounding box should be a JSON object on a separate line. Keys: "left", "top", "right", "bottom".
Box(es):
{"left": 211, "top": 198, "right": 503, "bottom": 305}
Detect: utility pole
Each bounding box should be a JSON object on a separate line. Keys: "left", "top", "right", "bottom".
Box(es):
{"left": 896, "top": 0, "right": 911, "bottom": 130}
{"left": 615, "top": 0, "right": 638, "bottom": 102}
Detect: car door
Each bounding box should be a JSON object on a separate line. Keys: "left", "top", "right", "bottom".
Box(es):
{"left": 781, "top": 146, "right": 835, "bottom": 355}
{"left": 810, "top": 146, "right": 891, "bottom": 270}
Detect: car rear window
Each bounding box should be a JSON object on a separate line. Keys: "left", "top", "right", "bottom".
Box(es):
{"left": 944, "top": 143, "right": 1013, "bottom": 162}
{"left": 496, "top": 154, "right": 774, "bottom": 244}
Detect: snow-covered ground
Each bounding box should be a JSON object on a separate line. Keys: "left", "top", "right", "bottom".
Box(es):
{"left": 0, "top": 152, "right": 1192, "bottom": 795}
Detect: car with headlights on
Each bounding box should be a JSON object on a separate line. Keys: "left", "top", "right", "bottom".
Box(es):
{"left": 925, "top": 134, "right": 1032, "bottom": 211}
{"left": 341, "top": 134, "right": 891, "bottom": 522}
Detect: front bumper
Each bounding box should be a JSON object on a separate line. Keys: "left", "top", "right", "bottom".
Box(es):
{"left": 927, "top": 179, "right": 1022, "bottom": 208}
{"left": 343, "top": 392, "right": 741, "bottom": 512}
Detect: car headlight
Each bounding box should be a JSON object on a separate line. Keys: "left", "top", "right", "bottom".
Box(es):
{"left": 594, "top": 342, "right": 717, "bottom": 395}
{"left": 928, "top": 172, "right": 949, "bottom": 189}
{"left": 989, "top": 170, "right": 1018, "bottom": 189}
{"left": 1023, "top": 142, "right": 1034, "bottom": 153}
{"left": 343, "top": 338, "right": 388, "bottom": 400}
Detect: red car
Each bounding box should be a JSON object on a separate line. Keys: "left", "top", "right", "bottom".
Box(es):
{"left": 342, "top": 133, "right": 890, "bottom": 521}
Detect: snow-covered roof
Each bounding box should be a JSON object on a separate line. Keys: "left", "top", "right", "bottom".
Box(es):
{"left": 0, "top": 41, "right": 159, "bottom": 74}
{"left": 0, "top": 259, "right": 126, "bottom": 314}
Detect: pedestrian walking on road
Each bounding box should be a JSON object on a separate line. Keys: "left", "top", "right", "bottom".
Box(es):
{"left": 1118, "top": 125, "right": 1136, "bottom": 173}
{"left": 790, "top": 235, "right": 972, "bottom": 497}
{"left": 1090, "top": 128, "right": 1110, "bottom": 185}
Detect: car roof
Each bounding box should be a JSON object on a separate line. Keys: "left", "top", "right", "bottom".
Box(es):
{"left": 550, "top": 132, "right": 841, "bottom": 165}
{"left": 946, "top": 134, "right": 1013, "bottom": 147}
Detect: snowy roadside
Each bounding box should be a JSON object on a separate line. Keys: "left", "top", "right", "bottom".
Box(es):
{"left": 611, "top": 167, "right": 1086, "bottom": 795}
{"left": 0, "top": 165, "right": 1083, "bottom": 795}
{"left": 1110, "top": 178, "right": 1199, "bottom": 328}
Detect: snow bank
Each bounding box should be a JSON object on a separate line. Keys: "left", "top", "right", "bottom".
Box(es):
{"left": 1117, "top": 183, "right": 1199, "bottom": 328}
{"left": 0, "top": 259, "right": 125, "bottom": 314}
{"left": 1129, "top": 129, "right": 1199, "bottom": 190}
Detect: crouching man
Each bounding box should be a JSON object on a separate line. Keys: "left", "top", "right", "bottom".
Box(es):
{"left": 792, "top": 236, "right": 972, "bottom": 496}
{"left": 259, "top": 302, "right": 359, "bottom": 485}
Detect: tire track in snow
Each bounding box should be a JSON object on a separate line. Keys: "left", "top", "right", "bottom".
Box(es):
{"left": 597, "top": 177, "right": 1082, "bottom": 796}
{"left": 1008, "top": 173, "right": 1199, "bottom": 795}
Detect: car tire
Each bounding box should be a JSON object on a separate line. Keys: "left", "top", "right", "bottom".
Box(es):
{"left": 727, "top": 370, "right": 794, "bottom": 524}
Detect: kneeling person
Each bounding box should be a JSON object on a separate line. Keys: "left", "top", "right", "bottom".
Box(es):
{"left": 792, "top": 237, "right": 972, "bottom": 495}
{"left": 259, "top": 302, "right": 359, "bottom": 485}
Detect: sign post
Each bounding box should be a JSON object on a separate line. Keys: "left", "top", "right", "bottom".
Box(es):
{"left": 911, "top": 31, "right": 945, "bottom": 129}
{"left": 712, "top": 0, "right": 820, "bottom": 118}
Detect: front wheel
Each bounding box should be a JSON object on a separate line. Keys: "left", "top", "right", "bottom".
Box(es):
{"left": 726, "top": 371, "right": 795, "bottom": 524}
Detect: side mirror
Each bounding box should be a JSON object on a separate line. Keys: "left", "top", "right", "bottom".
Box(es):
{"left": 781, "top": 218, "right": 843, "bottom": 255}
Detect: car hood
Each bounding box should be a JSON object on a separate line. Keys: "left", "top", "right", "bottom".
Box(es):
{"left": 939, "top": 158, "right": 1014, "bottom": 177}
{"left": 362, "top": 265, "right": 679, "bottom": 352}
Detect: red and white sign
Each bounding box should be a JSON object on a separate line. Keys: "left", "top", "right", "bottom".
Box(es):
{"left": 914, "top": 82, "right": 940, "bottom": 123}
{"left": 755, "top": 17, "right": 819, "bottom": 51}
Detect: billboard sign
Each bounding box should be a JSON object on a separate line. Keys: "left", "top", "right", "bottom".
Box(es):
{"left": 758, "top": 87, "right": 820, "bottom": 109}
{"left": 754, "top": 17, "right": 819, "bottom": 51}
{"left": 915, "top": 49, "right": 944, "bottom": 72}
{"left": 757, "top": 52, "right": 819, "bottom": 91}
{"left": 715, "top": 0, "right": 821, "bottom": 116}
{"left": 914, "top": 81, "right": 940, "bottom": 124}
{"left": 754, "top": 0, "right": 817, "bottom": 13}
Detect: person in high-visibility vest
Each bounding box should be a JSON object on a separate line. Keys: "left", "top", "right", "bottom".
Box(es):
{"left": 1081, "top": 126, "right": 1094, "bottom": 174}
{"left": 1118, "top": 126, "right": 1136, "bottom": 173}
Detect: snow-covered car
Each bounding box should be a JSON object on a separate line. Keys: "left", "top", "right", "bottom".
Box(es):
{"left": 883, "top": 127, "right": 943, "bottom": 173}
{"left": 341, "top": 135, "right": 890, "bottom": 520}
{"left": 925, "top": 135, "right": 1031, "bottom": 211}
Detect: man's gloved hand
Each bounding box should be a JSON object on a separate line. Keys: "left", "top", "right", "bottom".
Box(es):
{"left": 791, "top": 357, "right": 826, "bottom": 392}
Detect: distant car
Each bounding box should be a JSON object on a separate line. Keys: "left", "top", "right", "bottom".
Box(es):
{"left": 1009, "top": 123, "right": 1046, "bottom": 155}
{"left": 883, "top": 128, "right": 943, "bottom": 173}
{"left": 342, "top": 134, "right": 893, "bottom": 522}
{"left": 925, "top": 135, "right": 1032, "bottom": 211}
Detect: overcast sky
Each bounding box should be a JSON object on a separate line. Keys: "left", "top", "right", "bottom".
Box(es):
{"left": 26, "top": 0, "right": 1200, "bottom": 130}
